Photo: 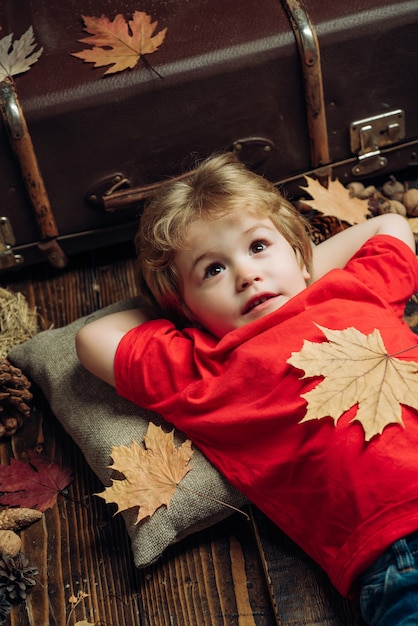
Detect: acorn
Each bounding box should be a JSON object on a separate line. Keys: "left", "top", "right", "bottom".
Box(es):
{"left": 346, "top": 182, "right": 365, "bottom": 198}
{"left": 0, "top": 531, "right": 21, "bottom": 557}
{"left": 358, "top": 185, "right": 377, "bottom": 199}
{"left": 0, "top": 508, "right": 42, "bottom": 557}
{"left": 382, "top": 175, "right": 405, "bottom": 201}
{"left": 403, "top": 188, "right": 418, "bottom": 216}
{"left": 382, "top": 199, "right": 407, "bottom": 216}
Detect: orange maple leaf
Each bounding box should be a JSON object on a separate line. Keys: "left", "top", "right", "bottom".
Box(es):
{"left": 300, "top": 176, "right": 370, "bottom": 225}
{"left": 96, "top": 423, "right": 193, "bottom": 523}
{"left": 71, "top": 11, "right": 167, "bottom": 75}
{"left": 288, "top": 324, "right": 418, "bottom": 440}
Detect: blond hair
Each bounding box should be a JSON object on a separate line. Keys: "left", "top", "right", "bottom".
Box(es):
{"left": 135, "top": 153, "right": 312, "bottom": 321}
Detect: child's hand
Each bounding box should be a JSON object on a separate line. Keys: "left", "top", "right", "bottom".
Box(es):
{"left": 311, "top": 214, "right": 415, "bottom": 281}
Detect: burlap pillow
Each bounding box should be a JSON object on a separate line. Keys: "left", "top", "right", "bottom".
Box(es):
{"left": 8, "top": 299, "right": 248, "bottom": 567}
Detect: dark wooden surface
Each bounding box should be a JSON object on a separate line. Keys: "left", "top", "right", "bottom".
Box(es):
{"left": 1, "top": 243, "right": 363, "bottom": 626}
{"left": 251, "top": 509, "right": 363, "bottom": 626}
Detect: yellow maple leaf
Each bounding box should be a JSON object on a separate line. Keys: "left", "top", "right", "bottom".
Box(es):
{"left": 300, "top": 176, "right": 370, "bottom": 225}
{"left": 287, "top": 324, "right": 418, "bottom": 441}
{"left": 71, "top": 11, "right": 167, "bottom": 75}
{"left": 96, "top": 423, "right": 193, "bottom": 523}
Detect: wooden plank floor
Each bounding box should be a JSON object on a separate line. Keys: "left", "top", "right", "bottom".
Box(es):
{"left": 1, "top": 244, "right": 278, "bottom": 626}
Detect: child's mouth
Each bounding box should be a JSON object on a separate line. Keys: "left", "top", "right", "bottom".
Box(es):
{"left": 243, "top": 294, "right": 275, "bottom": 314}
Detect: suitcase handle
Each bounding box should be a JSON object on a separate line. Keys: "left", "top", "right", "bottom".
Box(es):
{"left": 281, "top": 0, "right": 330, "bottom": 168}
{"left": 87, "top": 137, "right": 276, "bottom": 212}
{"left": 0, "top": 78, "right": 68, "bottom": 268}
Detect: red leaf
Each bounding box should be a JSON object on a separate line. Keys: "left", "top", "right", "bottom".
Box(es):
{"left": 0, "top": 451, "right": 73, "bottom": 511}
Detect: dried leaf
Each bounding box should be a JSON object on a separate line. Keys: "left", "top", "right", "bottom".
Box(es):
{"left": 0, "top": 450, "right": 72, "bottom": 511}
{"left": 287, "top": 324, "right": 418, "bottom": 441}
{"left": 67, "top": 590, "right": 91, "bottom": 625}
{"left": 407, "top": 217, "right": 418, "bottom": 234}
{"left": 71, "top": 11, "right": 167, "bottom": 75}
{"left": 301, "top": 176, "right": 370, "bottom": 225}
{"left": 68, "top": 595, "right": 79, "bottom": 605}
{"left": 0, "top": 26, "right": 43, "bottom": 81}
{"left": 96, "top": 423, "right": 193, "bottom": 523}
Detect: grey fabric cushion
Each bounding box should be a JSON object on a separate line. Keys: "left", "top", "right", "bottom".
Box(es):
{"left": 8, "top": 299, "right": 248, "bottom": 567}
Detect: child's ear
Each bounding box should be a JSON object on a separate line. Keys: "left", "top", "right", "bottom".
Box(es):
{"left": 294, "top": 249, "right": 311, "bottom": 282}
{"left": 301, "top": 264, "right": 311, "bottom": 282}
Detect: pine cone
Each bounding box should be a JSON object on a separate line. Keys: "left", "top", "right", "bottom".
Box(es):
{"left": 0, "top": 553, "right": 38, "bottom": 602}
{"left": 0, "top": 591, "right": 12, "bottom": 625}
{"left": 0, "top": 508, "right": 42, "bottom": 532}
{"left": 0, "top": 359, "right": 33, "bottom": 438}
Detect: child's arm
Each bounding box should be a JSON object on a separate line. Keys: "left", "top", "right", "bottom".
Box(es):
{"left": 311, "top": 213, "right": 415, "bottom": 282}
{"left": 75, "top": 308, "right": 150, "bottom": 387}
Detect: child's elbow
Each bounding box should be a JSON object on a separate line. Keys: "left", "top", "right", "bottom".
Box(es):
{"left": 75, "top": 324, "right": 99, "bottom": 373}
{"left": 75, "top": 325, "right": 92, "bottom": 369}
{"left": 376, "top": 213, "right": 415, "bottom": 252}
{"left": 75, "top": 323, "right": 117, "bottom": 387}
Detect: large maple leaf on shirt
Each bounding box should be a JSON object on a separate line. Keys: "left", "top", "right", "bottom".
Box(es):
{"left": 287, "top": 324, "right": 418, "bottom": 441}
{"left": 96, "top": 423, "right": 193, "bottom": 523}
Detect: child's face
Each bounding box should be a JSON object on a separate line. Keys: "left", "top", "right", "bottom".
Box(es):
{"left": 175, "top": 206, "right": 310, "bottom": 338}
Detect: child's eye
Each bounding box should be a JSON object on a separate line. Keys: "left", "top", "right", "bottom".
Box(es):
{"left": 204, "top": 263, "right": 225, "bottom": 279}
{"left": 251, "top": 240, "right": 268, "bottom": 254}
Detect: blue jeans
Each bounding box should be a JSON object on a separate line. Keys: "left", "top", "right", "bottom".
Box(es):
{"left": 358, "top": 532, "right": 418, "bottom": 625}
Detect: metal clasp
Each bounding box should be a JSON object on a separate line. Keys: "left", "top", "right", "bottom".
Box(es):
{"left": 350, "top": 109, "right": 405, "bottom": 176}
{"left": 0, "top": 217, "right": 23, "bottom": 269}
{"left": 0, "top": 81, "right": 24, "bottom": 140}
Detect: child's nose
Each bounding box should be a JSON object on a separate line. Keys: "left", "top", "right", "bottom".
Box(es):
{"left": 237, "top": 269, "right": 261, "bottom": 290}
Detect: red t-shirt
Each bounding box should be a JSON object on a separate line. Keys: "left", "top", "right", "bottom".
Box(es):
{"left": 115, "top": 235, "right": 418, "bottom": 595}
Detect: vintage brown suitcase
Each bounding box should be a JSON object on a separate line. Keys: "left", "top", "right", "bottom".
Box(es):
{"left": 0, "top": 0, "right": 417, "bottom": 271}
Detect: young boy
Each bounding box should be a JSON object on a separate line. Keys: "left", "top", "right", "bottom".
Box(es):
{"left": 76, "top": 153, "right": 418, "bottom": 624}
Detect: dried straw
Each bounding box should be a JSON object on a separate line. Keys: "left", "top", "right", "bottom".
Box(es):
{"left": 0, "top": 288, "right": 38, "bottom": 358}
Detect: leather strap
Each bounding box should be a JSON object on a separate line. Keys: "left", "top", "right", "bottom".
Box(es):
{"left": 0, "top": 77, "right": 67, "bottom": 267}
{"left": 280, "top": 0, "right": 330, "bottom": 169}
{"left": 95, "top": 138, "right": 275, "bottom": 212}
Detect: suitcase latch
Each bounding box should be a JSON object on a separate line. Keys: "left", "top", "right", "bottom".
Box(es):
{"left": 0, "top": 217, "right": 23, "bottom": 269}
{"left": 350, "top": 109, "right": 405, "bottom": 176}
